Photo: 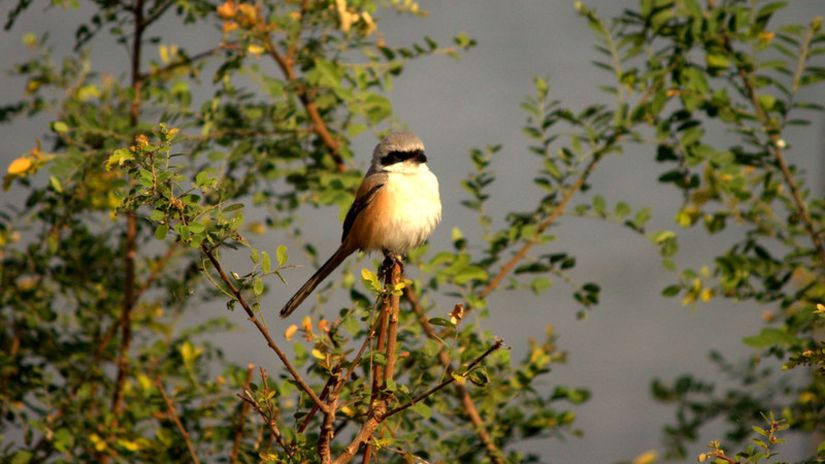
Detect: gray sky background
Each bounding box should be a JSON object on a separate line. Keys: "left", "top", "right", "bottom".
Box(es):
{"left": 2, "top": 1, "right": 824, "bottom": 462}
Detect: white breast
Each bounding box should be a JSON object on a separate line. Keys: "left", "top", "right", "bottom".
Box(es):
{"left": 379, "top": 166, "right": 442, "bottom": 254}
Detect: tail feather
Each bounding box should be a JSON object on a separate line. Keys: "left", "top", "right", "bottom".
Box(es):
{"left": 279, "top": 245, "right": 353, "bottom": 318}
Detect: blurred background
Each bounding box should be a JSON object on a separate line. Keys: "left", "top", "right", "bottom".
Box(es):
{"left": 2, "top": 1, "right": 823, "bottom": 462}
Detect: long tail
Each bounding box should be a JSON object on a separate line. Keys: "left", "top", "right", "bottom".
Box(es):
{"left": 279, "top": 245, "right": 354, "bottom": 318}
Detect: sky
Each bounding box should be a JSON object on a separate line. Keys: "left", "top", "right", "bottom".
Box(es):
{"left": 1, "top": 1, "right": 824, "bottom": 462}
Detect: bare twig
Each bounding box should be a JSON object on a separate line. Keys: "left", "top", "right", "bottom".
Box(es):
{"left": 156, "top": 378, "right": 201, "bottom": 464}
{"left": 319, "top": 398, "right": 338, "bottom": 464}
{"left": 383, "top": 260, "right": 402, "bottom": 384}
{"left": 230, "top": 364, "right": 255, "bottom": 464}
{"left": 201, "top": 245, "right": 328, "bottom": 413}
{"left": 297, "top": 375, "right": 336, "bottom": 434}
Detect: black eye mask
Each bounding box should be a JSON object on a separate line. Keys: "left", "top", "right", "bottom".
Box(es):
{"left": 380, "top": 149, "right": 427, "bottom": 166}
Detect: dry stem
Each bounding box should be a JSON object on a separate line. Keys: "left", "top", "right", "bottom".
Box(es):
{"left": 156, "top": 378, "right": 201, "bottom": 464}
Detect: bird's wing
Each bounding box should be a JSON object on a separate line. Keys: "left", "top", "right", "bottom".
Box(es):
{"left": 342, "top": 173, "right": 386, "bottom": 242}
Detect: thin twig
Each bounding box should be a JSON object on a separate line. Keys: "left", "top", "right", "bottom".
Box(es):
{"left": 133, "top": 241, "right": 179, "bottom": 302}
{"left": 201, "top": 245, "right": 329, "bottom": 413}
{"left": 156, "top": 378, "right": 201, "bottom": 464}
{"left": 230, "top": 364, "right": 255, "bottom": 464}
{"left": 480, "top": 154, "right": 604, "bottom": 299}
{"left": 238, "top": 391, "right": 292, "bottom": 456}
{"left": 383, "top": 339, "right": 505, "bottom": 419}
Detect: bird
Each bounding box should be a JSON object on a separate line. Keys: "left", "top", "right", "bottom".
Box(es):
{"left": 279, "top": 131, "right": 442, "bottom": 318}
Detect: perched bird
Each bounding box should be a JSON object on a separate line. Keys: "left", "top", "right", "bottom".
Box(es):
{"left": 279, "top": 132, "right": 442, "bottom": 318}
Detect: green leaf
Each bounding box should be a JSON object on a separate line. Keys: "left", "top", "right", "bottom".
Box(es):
{"left": 428, "top": 317, "right": 454, "bottom": 328}
{"left": 105, "top": 148, "right": 134, "bottom": 170}
{"left": 758, "top": 94, "right": 777, "bottom": 112}
{"left": 261, "top": 251, "right": 271, "bottom": 273}
{"left": 361, "top": 268, "right": 382, "bottom": 293}
{"left": 49, "top": 175, "right": 63, "bottom": 193}
{"left": 661, "top": 285, "right": 681, "bottom": 297}
{"left": 592, "top": 195, "right": 606, "bottom": 215}
{"left": 10, "top": 450, "right": 33, "bottom": 464}
{"left": 742, "top": 328, "right": 798, "bottom": 349}
{"left": 411, "top": 401, "right": 431, "bottom": 419}
{"left": 468, "top": 367, "right": 490, "bottom": 387}
{"left": 706, "top": 53, "right": 731, "bottom": 69}
{"left": 276, "top": 244, "right": 288, "bottom": 266}
{"left": 530, "top": 277, "right": 552, "bottom": 294}
{"left": 155, "top": 224, "right": 168, "bottom": 240}
{"left": 223, "top": 203, "right": 245, "bottom": 212}
{"left": 253, "top": 276, "right": 264, "bottom": 296}
{"left": 52, "top": 121, "right": 69, "bottom": 133}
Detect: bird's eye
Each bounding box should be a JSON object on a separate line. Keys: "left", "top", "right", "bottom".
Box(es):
{"left": 381, "top": 149, "right": 425, "bottom": 166}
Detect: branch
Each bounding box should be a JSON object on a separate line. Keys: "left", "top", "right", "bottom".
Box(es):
{"left": 141, "top": 45, "right": 227, "bottom": 81}
{"left": 331, "top": 410, "right": 385, "bottom": 464}
{"left": 383, "top": 260, "right": 402, "bottom": 385}
{"left": 319, "top": 398, "right": 338, "bottom": 464}
{"left": 133, "top": 241, "right": 179, "bottom": 302}
{"left": 362, "top": 257, "right": 400, "bottom": 463}
{"left": 262, "top": 36, "right": 346, "bottom": 172}
{"left": 111, "top": 0, "right": 146, "bottom": 423}
{"left": 238, "top": 390, "right": 292, "bottom": 456}
{"left": 156, "top": 378, "right": 201, "bottom": 464}
{"left": 201, "top": 245, "right": 329, "bottom": 413}
{"left": 230, "top": 363, "right": 255, "bottom": 464}
{"left": 724, "top": 29, "right": 825, "bottom": 268}
{"left": 383, "top": 339, "right": 505, "bottom": 419}
{"left": 407, "top": 287, "right": 506, "bottom": 464}
{"left": 480, "top": 153, "right": 604, "bottom": 299}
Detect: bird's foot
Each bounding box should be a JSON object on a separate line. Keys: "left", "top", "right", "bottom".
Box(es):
{"left": 379, "top": 251, "right": 405, "bottom": 281}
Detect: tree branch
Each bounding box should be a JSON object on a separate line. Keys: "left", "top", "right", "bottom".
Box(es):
{"left": 480, "top": 153, "right": 603, "bottom": 299}
{"left": 361, "top": 257, "right": 400, "bottom": 463}
{"left": 230, "top": 363, "right": 255, "bottom": 464}
{"left": 156, "top": 378, "right": 201, "bottom": 464}
{"left": 201, "top": 244, "right": 329, "bottom": 413}
{"left": 383, "top": 339, "right": 505, "bottom": 419}
{"left": 262, "top": 35, "right": 346, "bottom": 172}
{"left": 111, "top": 0, "right": 145, "bottom": 423}
{"left": 406, "top": 288, "right": 506, "bottom": 464}
{"left": 238, "top": 390, "right": 292, "bottom": 456}
{"left": 724, "top": 21, "right": 825, "bottom": 268}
